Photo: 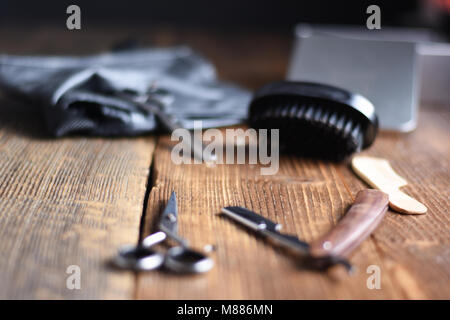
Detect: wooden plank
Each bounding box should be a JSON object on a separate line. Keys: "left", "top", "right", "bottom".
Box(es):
{"left": 1, "top": 26, "right": 448, "bottom": 299}
{"left": 0, "top": 96, "right": 155, "bottom": 299}
{"left": 0, "top": 26, "right": 158, "bottom": 298}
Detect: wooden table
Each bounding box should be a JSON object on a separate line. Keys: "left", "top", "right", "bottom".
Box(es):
{"left": 0, "top": 27, "right": 448, "bottom": 299}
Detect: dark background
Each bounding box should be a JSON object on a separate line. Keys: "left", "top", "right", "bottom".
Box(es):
{"left": 0, "top": 0, "right": 449, "bottom": 36}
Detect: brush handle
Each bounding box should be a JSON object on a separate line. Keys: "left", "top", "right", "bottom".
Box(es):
{"left": 309, "top": 189, "right": 388, "bottom": 259}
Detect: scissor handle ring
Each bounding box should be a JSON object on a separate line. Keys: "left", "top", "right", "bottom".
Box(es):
{"left": 114, "top": 245, "right": 164, "bottom": 271}
{"left": 165, "top": 246, "right": 214, "bottom": 274}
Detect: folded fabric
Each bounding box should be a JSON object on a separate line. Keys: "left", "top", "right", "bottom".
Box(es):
{"left": 0, "top": 47, "right": 250, "bottom": 136}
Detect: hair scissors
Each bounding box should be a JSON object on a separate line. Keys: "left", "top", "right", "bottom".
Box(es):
{"left": 113, "top": 191, "right": 214, "bottom": 273}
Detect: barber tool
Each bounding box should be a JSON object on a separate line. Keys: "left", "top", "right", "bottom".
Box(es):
{"left": 113, "top": 89, "right": 215, "bottom": 162}
{"left": 248, "top": 81, "right": 378, "bottom": 161}
{"left": 221, "top": 189, "right": 388, "bottom": 272}
{"left": 113, "top": 191, "right": 214, "bottom": 273}
{"left": 352, "top": 156, "right": 427, "bottom": 215}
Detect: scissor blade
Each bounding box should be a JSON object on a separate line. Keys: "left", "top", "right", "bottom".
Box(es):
{"left": 159, "top": 191, "right": 178, "bottom": 235}
{"left": 221, "top": 206, "right": 310, "bottom": 253}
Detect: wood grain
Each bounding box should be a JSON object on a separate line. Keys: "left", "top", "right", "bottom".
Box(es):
{"left": 135, "top": 107, "right": 449, "bottom": 300}
{"left": 0, "top": 26, "right": 449, "bottom": 299}
{"left": 0, "top": 27, "right": 156, "bottom": 299}
{"left": 134, "top": 136, "right": 395, "bottom": 299}
{"left": 134, "top": 29, "right": 449, "bottom": 300}
{"left": 0, "top": 96, "right": 155, "bottom": 299}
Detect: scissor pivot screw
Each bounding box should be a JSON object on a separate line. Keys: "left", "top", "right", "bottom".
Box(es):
{"left": 323, "top": 241, "right": 332, "bottom": 250}
{"left": 167, "top": 213, "right": 177, "bottom": 222}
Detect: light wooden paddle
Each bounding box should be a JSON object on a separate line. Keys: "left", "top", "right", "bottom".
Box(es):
{"left": 351, "top": 156, "right": 427, "bottom": 215}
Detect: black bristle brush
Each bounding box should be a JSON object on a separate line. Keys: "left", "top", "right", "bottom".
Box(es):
{"left": 248, "top": 81, "right": 379, "bottom": 161}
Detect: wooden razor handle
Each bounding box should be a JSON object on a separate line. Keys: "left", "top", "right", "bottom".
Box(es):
{"left": 309, "top": 189, "right": 389, "bottom": 260}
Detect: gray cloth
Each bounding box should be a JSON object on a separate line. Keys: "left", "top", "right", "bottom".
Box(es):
{"left": 0, "top": 47, "right": 250, "bottom": 136}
